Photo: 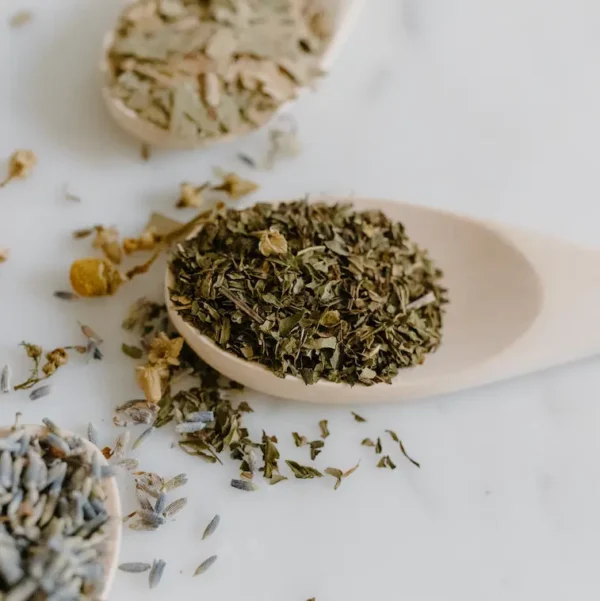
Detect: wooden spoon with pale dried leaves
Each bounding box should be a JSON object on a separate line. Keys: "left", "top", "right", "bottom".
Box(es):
{"left": 100, "top": 0, "right": 361, "bottom": 150}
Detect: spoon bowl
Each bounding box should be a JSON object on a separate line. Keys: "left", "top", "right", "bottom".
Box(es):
{"left": 167, "top": 196, "right": 600, "bottom": 403}
{"left": 100, "top": 0, "right": 364, "bottom": 150}
{"left": 0, "top": 425, "right": 122, "bottom": 600}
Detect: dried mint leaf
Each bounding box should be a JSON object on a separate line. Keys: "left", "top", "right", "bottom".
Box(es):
{"left": 285, "top": 460, "right": 322, "bottom": 479}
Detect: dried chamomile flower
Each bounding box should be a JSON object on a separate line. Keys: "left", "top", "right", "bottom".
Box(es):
{"left": 123, "top": 227, "right": 162, "bottom": 254}
{"left": 69, "top": 257, "right": 125, "bottom": 297}
{"left": 176, "top": 182, "right": 208, "bottom": 209}
{"left": 212, "top": 173, "right": 258, "bottom": 200}
{"left": 148, "top": 332, "right": 184, "bottom": 367}
{"left": 0, "top": 248, "right": 9, "bottom": 263}
{"left": 1, "top": 149, "right": 37, "bottom": 187}
{"left": 258, "top": 228, "right": 288, "bottom": 257}
{"left": 92, "top": 226, "right": 123, "bottom": 264}
{"left": 42, "top": 348, "right": 69, "bottom": 376}
{"left": 136, "top": 364, "right": 166, "bottom": 404}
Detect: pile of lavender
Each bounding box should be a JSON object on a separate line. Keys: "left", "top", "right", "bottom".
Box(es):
{"left": 0, "top": 419, "right": 112, "bottom": 600}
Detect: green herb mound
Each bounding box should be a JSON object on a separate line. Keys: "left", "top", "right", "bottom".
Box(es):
{"left": 169, "top": 200, "right": 447, "bottom": 385}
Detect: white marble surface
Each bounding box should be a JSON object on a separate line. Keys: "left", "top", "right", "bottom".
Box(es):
{"left": 2, "top": 0, "right": 600, "bottom": 599}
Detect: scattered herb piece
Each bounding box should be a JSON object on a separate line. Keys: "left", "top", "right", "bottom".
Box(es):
{"left": 319, "top": 419, "right": 330, "bottom": 439}
{"left": 361, "top": 438, "right": 375, "bottom": 447}
{"left": 53, "top": 290, "right": 79, "bottom": 301}
{"left": 385, "top": 430, "right": 421, "bottom": 468}
{"left": 309, "top": 440, "right": 324, "bottom": 460}
{"left": 149, "top": 559, "right": 166, "bottom": 589}
{"left": 377, "top": 455, "right": 396, "bottom": 470}
{"left": 292, "top": 432, "right": 308, "bottom": 447}
{"left": 63, "top": 184, "right": 81, "bottom": 202}
{"left": 132, "top": 426, "right": 155, "bottom": 450}
{"left": 119, "top": 562, "right": 151, "bottom": 573}
{"left": 122, "top": 343, "right": 144, "bottom": 359}
{"left": 231, "top": 479, "right": 259, "bottom": 492}
{"left": 1, "top": 365, "right": 11, "bottom": 393}
{"left": 202, "top": 514, "right": 221, "bottom": 540}
{"left": 29, "top": 384, "right": 50, "bottom": 400}
{"left": 261, "top": 431, "right": 280, "bottom": 479}
{"left": 285, "top": 460, "right": 323, "bottom": 479}
{"left": 0, "top": 149, "right": 37, "bottom": 187}
{"left": 352, "top": 412, "right": 367, "bottom": 423}
{"left": 375, "top": 437, "right": 383, "bottom": 454}
{"left": 324, "top": 462, "right": 360, "bottom": 490}
{"left": 194, "top": 555, "right": 218, "bottom": 577}
{"left": 162, "top": 497, "right": 187, "bottom": 518}
{"left": 269, "top": 474, "right": 288, "bottom": 485}
{"left": 0, "top": 248, "right": 9, "bottom": 263}
{"left": 141, "top": 144, "right": 151, "bottom": 161}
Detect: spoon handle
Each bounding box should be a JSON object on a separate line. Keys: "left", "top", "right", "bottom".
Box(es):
{"left": 488, "top": 223, "right": 600, "bottom": 375}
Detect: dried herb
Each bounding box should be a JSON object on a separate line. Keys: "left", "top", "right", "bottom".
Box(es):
{"left": 375, "top": 437, "right": 382, "bottom": 454}
{"left": 324, "top": 462, "right": 360, "bottom": 490}
{"left": 202, "top": 514, "right": 220, "bottom": 540}
{"left": 194, "top": 555, "right": 218, "bottom": 577}
{"left": 106, "top": 0, "right": 329, "bottom": 143}
{"left": 53, "top": 290, "right": 79, "bottom": 301}
{"left": 292, "top": 432, "right": 308, "bottom": 447}
{"left": 385, "top": 430, "right": 420, "bottom": 468}
{"left": 285, "top": 460, "right": 322, "bottom": 479}
{"left": 309, "top": 439, "right": 324, "bottom": 460}
{"left": 377, "top": 455, "right": 396, "bottom": 470}
{"left": 69, "top": 257, "right": 125, "bottom": 297}
{"left": 1, "top": 365, "right": 11, "bottom": 393}
{"left": 352, "top": 412, "right": 366, "bottom": 423}
{"left": 0, "top": 150, "right": 37, "bottom": 187}
{"left": 122, "top": 343, "right": 144, "bottom": 359}
{"left": 319, "top": 420, "right": 330, "bottom": 439}
{"left": 361, "top": 438, "right": 375, "bottom": 447}
{"left": 149, "top": 559, "right": 166, "bottom": 589}
{"left": 231, "top": 479, "right": 258, "bottom": 492}
{"left": 0, "top": 248, "right": 8, "bottom": 263}
{"left": 169, "top": 201, "right": 446, "bottom": 385}
{"left": 260, "top": 431, "right": 280, "bottom": 479}
{"left": 63, "top": 184, "right": 81, "bottom": 202}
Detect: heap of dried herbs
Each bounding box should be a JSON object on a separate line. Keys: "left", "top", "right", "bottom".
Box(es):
{"left": 169, "top": 200, "right": 447, "bottom": 385}
{"left": 106, "top": 0, "right": 330, "bottom": 142}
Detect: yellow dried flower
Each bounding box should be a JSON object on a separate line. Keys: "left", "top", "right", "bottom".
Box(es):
{"left": 176, "top": 182, "right": 208, "bottom": 209}
{"left": 25, "top": 344, "right": 42, "bottom": 360}
{"left": 123, "top": 227, "right": 161, "bottom": 255}
{"left": 46, "top": 348, "right": 68, "bottom": 367}
{"left": 213, "top": 173, "right": 258, "bottom": 200}
{"left": 69, "top": 257, "right": 125, "bottom": 297}
{"left": 135, "top": 364, "right": 165, "bottom": 404}
{"left": 0, "top": 248, "right": 9, "bottom": 263}
{"left": 42, "top": 362, "right": 56, "bottom": 377}
{"left": 258, "top": 228, "right": 288, "bottom": 257}
{"left": 1, "top": 150, "right": 37, "bottom": 188}
{"left": 92, "top": 226, "right": 122, "bottom": 264}
{"left": 148, "top": 332, "right": 184, "bottom": 367}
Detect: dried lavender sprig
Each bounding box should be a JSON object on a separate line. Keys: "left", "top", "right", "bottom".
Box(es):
{"left": 149, "top": 559, "right": 166, "bottom": 589}
{"left": 29, "top": 385, "right": 51, "bottom": 400}
{"left": 175, "top": 422, "right": 206, "bottom": 434}
{"left": 132, "top": 426, "right": 155, "bottom": 450}
{"left": 162, "top": 497, "right": 187, "bottom": 518}
{"left": 119, "top": 562, "right": 151, "bottom": 573}
{"left": 194, "top": 555, "right": 218, "bottom": 576}
{"left": 137, "top": 509, "right": 166, "bottom": 527}
{"left": 163, "top": 473, "right": 187, "bottom": 492}
{"left": 1, "top": 364, "right": 11, "bottom": 393}
{"left": 185, "top": 411, "right": 214, "bottom": 423}
{"left": 202, "top": 514, "right": 220, "bottom": 540}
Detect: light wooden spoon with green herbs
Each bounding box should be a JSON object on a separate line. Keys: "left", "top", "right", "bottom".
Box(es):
{"left": 165, "top": 196, "right": 600, "bottom": 403}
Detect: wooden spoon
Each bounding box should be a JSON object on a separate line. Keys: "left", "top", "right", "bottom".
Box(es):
{"left": 100, "top": 0, "right": 364, "bottom": 150}
{"left": 0, "top": 425, "right": 122, "bottom": 600}
{"left": 166, "top": 196, "right": 600, "bottom": 404}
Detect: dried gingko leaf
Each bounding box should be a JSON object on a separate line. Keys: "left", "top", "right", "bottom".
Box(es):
{"left": 69, "top": 257, "right": 125, "bottom": 297}
{"left": 1, "top": 150, "right": 37, "bottom": 187}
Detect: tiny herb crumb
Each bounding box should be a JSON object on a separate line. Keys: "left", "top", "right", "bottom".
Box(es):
{"left": 319, "top": 419, "right": 330, "bottom": 438}
{"left": 375, "top": 437, "right": 383, "bottom": 454}
{"left": 285, "top": 460, "right": 323, "bottom": 479}
{"left": 292, "top": 432, "right": 308, "bottom": 447}
{"left": 386, "top": 430, "right": 420, "bottom": 468}
{"left": 377, "top": 455, "right": 396, "bottom": 470}
{"left": 325, "top": 462, "right": 360, "bottom": 490}
{"left": 361, "top": 438, "right": 375, "bottom": 447}
{"left": 122, "top": 343, "right": 144, "bottom": 359}
{"left": 352, "top": 412, "right": 367, "bottom": 423}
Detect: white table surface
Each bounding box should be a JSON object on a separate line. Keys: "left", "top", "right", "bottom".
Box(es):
{"left": 2, "top": 1, "right": 600, "bottom": 599}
